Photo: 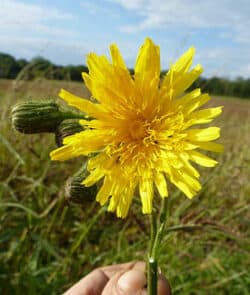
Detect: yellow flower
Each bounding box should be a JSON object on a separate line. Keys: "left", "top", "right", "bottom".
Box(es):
{"left": 50, "top": 38, "right": 223, "bottom": 218}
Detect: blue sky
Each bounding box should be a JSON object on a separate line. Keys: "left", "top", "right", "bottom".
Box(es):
{"left": 1, "top": 0, "right": 250, "bottom": 78}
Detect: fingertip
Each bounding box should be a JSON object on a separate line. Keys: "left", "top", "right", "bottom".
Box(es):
{"left": 63, "top": 269, "right": 108, "bottom": 295}
{"left": 117, "top": 269, "right": 146, "bottom": 293}
{"left": 158, "top": 274, "right": 172, "bottom": 295}
{"left": 133, "top": 261, "right": 146, "bottom": 272}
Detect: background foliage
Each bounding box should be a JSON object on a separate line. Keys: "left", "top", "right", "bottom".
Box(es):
{"left": 1, "top": 52, "right": 250, "bottom": 98}
{"left": 0, "top": 75, "right": 249, "bottom": 294}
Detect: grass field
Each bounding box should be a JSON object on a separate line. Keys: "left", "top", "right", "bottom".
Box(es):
{"left": 0, "top": 78, "right": 250, "bottom": 294}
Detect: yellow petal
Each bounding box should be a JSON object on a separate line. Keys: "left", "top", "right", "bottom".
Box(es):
{"left": 161, "top": 44, "right": 203, "bottom": 97}
{"left": 172, "top": 64, "right": 203, "bottom": 97}
{"left": 187, "top": 127, "right": 220, "bottom": 142}
{"left": 87, "top": 152, "right": 109, "bottom": 170}
{"left": 112, "top": 180, "right": 136, "bottom": 218}
{"left": 154, "top": 172, "right": 168, "bottom": 198}
{"left": 96, "top": 177, "right": 111, "bottom": 205}
{"left": 50, "top": 145, "right": 76, "bottom": 161}
{"left": 116, "top": 193, "right": 133, "bottom": 218}
{"left": 181, "top": 172, "right": 201, "bottom": 191}
{"left": 79, "top": 119, "right": 110, "bottom": 130}
{"left": 188, "top": 150, "right": 218, "bottom": 167}
{"left": 108, "top": 195, "right": 119, "bottom": 213}
{"left": 180, "top": 155, "right": 200, "bottom": 178}
{"left": 139, "top": 177, "right": 153, "bottom": 214}
{"left": 82, "top": 169, "right": 104, "bottom": 186}
{"left": 83, "top": 67, "right": 134, "bottom": 108}
{"left": 172, "top": 90, "right": 210, "bottom": 117}
{"left": 169, "top": 168, "right": 196, "bottom": 199}
{"left": 135, "top": 38, "right": 160, "bottom": 82}
{"left": 193, "top": 141, "right": 224, "bottom": 153}
{"left": 110, "top": 44, "right": 128, "bottom": 70}
{"left": 185, "top": 107, "right": 223, "bottom": 127}
{"left": 59, "top": 89, "right": 104, "bottom": 117}
{"left": 82, "top": 72, "right": 92, "bottom": 92}
{"left": 108, "top": 183, "right": 121, "bottom": 212}
{"left": 173, "top": 88, "right": 201, "bottom": 107}
{"left": 189, "top": 106, "right": 223, "bottom": 120}
{"left": 86, "top": 53, "right": 110, "bottom": 81}
{"left": 171, "top": 46, "right": 195, "bottom": 73}
{"left": 62, "top": 130, "right": 109, "bottom": 155}
{"left": 182, "top": 93, "right": 211, "bottom": 116}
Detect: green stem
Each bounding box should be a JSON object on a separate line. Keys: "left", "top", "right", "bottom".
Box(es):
{"left": 152, "top": 197, "right": 169, "bottom": 258}
{"left": 147, "top": 197, "right": 169, "bottom": 295}
{"left": 147, "top": 255, "right": 158, "bottom": 295}
{"left": 61, "top": 111, "right": 86, "bottom": 120}
{"left": 147, "top": 213, "right": 157, "bottom": 295}
{"left": 149, "top": 213, "right": 157, "bottom": 254}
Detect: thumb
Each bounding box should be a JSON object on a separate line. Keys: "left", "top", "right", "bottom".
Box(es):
{"left": 102, "top": 269, "right": 147, "bottom": 295}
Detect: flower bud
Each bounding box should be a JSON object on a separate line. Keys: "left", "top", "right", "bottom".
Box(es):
{"left": 11, "top": 100, "right": 84, "bottom": 134}
{"left": 55, "top": 120, "right": 83, "bottom": 147}
{"left": 65, "top": 163, "right": 97, "bottom": 204}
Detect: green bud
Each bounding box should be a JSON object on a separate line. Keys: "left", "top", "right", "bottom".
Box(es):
{"left": 55, "top": 120, "right": 84, "bottom": 147}
{"left": 65, "top": 162, "right": 97, "bottom": 204}
{"left": 11, "top": 100, "right": 84, "bottom": 134}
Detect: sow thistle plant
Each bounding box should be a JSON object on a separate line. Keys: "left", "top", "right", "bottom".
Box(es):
{"left": 12, "top": 38, "right": 222, "bottom": 294}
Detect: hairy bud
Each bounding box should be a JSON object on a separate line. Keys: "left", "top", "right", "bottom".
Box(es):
{"left": 65, "top": 163, "right": 97, "bottom": 204}
{"left": 11, "top": 100, "right": 84, "bottom": 134}
{"left": 55, "top": 120, "right": 83, "bottom": 147}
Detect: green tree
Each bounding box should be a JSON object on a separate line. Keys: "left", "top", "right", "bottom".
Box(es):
{"left": 0, "top": 53, "right": 20, "bottom": 79}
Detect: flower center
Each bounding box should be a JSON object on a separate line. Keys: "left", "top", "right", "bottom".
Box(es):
{"left": 128, "top": 119, "right": 148, "bottom": 141}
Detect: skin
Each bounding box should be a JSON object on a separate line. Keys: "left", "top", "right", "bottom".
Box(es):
{"left": 63, "top": 261, "right": 171, "bottom": 295}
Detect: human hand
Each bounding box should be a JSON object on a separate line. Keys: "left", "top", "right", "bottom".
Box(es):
{"left": 63, "top": 261, "right": 171, "bottom": 295}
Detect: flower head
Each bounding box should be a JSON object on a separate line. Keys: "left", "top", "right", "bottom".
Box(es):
{"left": 50, "top": 38, "right": 223, "bottom": 218}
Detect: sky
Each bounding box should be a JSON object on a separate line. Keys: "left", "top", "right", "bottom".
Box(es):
{"left": 1, "top": 0, "right": 250, "bottom": 79}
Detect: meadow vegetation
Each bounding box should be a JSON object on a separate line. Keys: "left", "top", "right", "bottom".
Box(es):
{"left": 0, "top": 78, "right": 249, "bottom": 294}
{"left": 1, "top": 52, "right": 250, "bottom": 98}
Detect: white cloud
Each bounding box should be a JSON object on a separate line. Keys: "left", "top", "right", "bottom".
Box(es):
{"left": 80, "top": 1, "right": 98, "bottom": 15}
{"left": 0, "top": 0, "right": 73, "bottom": 24}
{"left": 0, "top": 0, "right": 82, "bottom": 64}
{"left": 1, "top": 35, "right": 92, "bottom": 65}
{"left": 239, "top": 64, "right": 250, "bottom": 78}
{"left": 195, "top": 46, "right": 250, "bottom": 78}
{"left": 110, "top": 0, "right": 250, "bottom": 45}
{"left": 107, "top": 0, "right": 250, "bottom": 78}
{"left": 80, "top": 0, "right": 121, "bottom": 18}
{"left": 0, "top": 0, "right": 75, "bottom": 38}
{"left": 110, "top": 0, "right": 146, "bottom": 10}
{"left": 1, "top": 0, "right": 249, "bottom": 78}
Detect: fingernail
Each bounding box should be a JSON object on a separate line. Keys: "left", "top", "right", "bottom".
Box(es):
{"left": 117, "top": 270, "right": 146, "bottom": 293}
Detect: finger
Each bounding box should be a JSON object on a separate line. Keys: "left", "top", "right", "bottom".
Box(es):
{"left": 158, "top": 274, "right": 171, "bottom": 295}
{"left": 133, "top": 262, "right": 171, "bottom": 295}
{"left": 131, "top": 262, "right": 171, "bottom": 295}
{"left": 102, "top": 269, "right": 147, "bottom": 295}
{"left": 114, "top": 269, "right": 171, "bottom": 295}
{"left": 63, "top": 262, "right": 136, "bottom": 295}
{"left": 132, "top": 261, "right": 145, "bottom": 272}
{"left": 101, "top": 261, "right": 146, "bottom": 295}
{"left": 63, "top": 269, "right": 109, "bottom": 295}
{"left": 100, "top": 262, "right": 136, "bottom": 279}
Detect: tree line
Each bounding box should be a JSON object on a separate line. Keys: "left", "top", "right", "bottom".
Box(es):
{"left": 0, "top": 52, "right": 88, "bottom": 82}
{"left": 1, "top": 52, "right": 249, "bottom": 98}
